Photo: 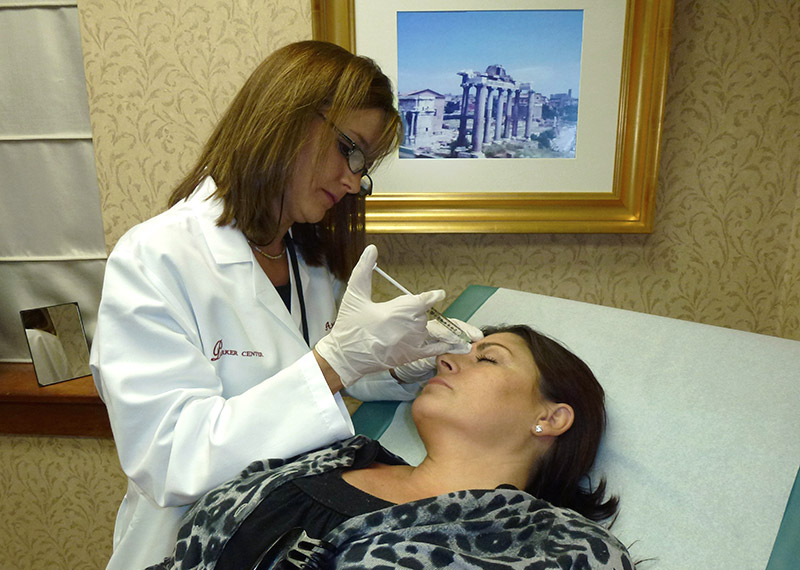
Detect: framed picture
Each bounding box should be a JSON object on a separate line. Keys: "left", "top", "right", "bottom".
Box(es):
{"left": 312, "top": 0, "right": 674, "bottom": 233}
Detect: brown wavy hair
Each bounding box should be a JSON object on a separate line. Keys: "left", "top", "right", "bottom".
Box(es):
{"left": 483, "top": 325, "right": 620, "bottom": 522}
{"left": 169, "top": 41, "right": 402, "bottom": 279}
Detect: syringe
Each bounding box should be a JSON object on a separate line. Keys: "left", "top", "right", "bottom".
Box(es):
{"left": 373, "top": 265, "right": 473, "bottom": 345}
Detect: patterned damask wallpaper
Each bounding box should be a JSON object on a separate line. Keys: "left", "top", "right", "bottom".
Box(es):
{"left": 0, "top": 436, "right": 124, "bottom": 568}
{"left": 1, "top": 0, "right": 798, "bottom": 568}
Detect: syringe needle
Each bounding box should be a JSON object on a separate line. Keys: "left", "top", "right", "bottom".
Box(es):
{"left": 373, "top": 265, "right": 414, "bottom": 296}
{"left": 373, "top": 264, "right": 473, "bottom": 345}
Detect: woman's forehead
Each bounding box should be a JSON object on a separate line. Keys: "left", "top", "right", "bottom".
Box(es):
{"left": 482, "top": 331, "right": 537, "bottom": 364}
{"left": 480, "top": 332, "right": 526, "bottom": 352}
{"left": 341, "top": 109, "right": 385, "bottom": 146}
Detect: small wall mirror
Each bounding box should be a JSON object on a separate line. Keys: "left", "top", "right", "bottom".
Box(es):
{"left": 20, "top": 303, "right": 91, "bottom": 386}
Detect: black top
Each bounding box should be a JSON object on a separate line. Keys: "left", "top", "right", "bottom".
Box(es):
{"left": 274, "top": 282, "right": 291, "bottom": 311}
{"left": 215, "top": 440, "right": 401, "bottom": 570}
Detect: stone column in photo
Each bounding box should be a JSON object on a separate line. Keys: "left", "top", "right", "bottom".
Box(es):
{"left": 512, "top": 89, "right": 521, "bottom": 137}
{"left": 456, "top": 75, "right": 471, "bottom": 146}
{"left": 471, "top": 83, "right": 488, "bottom": 153}
{"left": 493, "top": 87, "right": 505, "bottom": 141}
{"left": 524, "top": 89, "right": 535, "bottom": 139}
{"left": 482, "top": 86, "right": 495, "bottom": 146}
{"left": 404, "top": 111, "right": 419, "bottom": 146}
{"left": 502, "top": 88, "right": 513, "bottom": 139}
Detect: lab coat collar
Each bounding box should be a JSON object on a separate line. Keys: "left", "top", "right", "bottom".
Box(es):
{"left": 188, "top": 177, "right": 251, "bottom": 265}
{"left": 187, "top": 177, "right": 311, "bottom": 346}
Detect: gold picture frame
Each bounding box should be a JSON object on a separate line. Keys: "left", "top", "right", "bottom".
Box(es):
{"left": 312, "top": 0, "right": 674, "bottom": 233}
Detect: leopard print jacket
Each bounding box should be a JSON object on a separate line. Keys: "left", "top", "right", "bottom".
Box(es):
{"left": 148, "top": 436, "right": 633, "bottom": 569}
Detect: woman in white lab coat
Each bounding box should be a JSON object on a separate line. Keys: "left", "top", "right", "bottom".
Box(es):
{"left": 90, "top": 41, "right": 475, "bottom": 570}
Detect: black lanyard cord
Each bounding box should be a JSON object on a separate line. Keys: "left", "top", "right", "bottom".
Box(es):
{"left": 284, "top": 235, "right": 309, "bottom": 346}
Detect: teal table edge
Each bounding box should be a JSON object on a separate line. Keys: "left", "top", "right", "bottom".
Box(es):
{"left": 351, "top": 285, "right": 498, "bottom": 439}
{"left": 440, "top": 284, "right": 498, "bottom": 322}
{"left": 766, "top": 464, "right": 800, "bottom": 570}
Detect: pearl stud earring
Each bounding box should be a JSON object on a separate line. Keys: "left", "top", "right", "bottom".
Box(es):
{"left": 535, "top": 425, "right": 543, "bottom": 434}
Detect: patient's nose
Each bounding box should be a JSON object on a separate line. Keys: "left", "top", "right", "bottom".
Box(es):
{"left": 437, "top": 348, "right": 474, "bottom": 374}
{"left": 436, "top": 354, "right": 456, "bottom": 374}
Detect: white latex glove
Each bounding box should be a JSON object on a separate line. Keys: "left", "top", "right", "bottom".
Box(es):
{"left": 315, "top": 245, "right": 460, "bottom": 387}
{"left": 392, "top": 318, "right": 484, "bottom": 384}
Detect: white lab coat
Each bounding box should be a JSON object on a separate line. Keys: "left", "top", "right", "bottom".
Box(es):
{"left": 90, "top": 177, "right": 417, "bottom": 569}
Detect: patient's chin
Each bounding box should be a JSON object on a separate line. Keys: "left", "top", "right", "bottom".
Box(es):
{"left": 409, "top": 390, "right": 458, "bottom": 435}
{"left": 409, "top": 393, "right": 436, "bottom": 429}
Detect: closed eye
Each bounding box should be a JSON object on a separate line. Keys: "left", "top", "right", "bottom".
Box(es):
{"left": 476, "top": 354, "right": 497, "bottom": 364}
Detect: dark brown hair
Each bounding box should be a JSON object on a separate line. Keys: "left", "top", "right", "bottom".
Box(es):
{"left": 169, "top": 41, "right": 402, "bottom": 279}
{"left": 483, "top": 325, "right": 619, "bottom": 522}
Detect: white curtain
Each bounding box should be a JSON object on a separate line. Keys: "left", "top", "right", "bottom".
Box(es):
{"left": 0, "top": 1, "right": 106, "bottom": 361}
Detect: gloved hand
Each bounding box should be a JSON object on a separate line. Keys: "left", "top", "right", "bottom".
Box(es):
{"left": 392, "top": 318, "right": 484, "bottom": 384}
{"left": 315, "top": 245, "right": 462, "bottom": 387}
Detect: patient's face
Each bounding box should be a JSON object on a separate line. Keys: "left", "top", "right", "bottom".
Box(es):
{"left": 413, "top": 332, "right": 546, "bottom": 442}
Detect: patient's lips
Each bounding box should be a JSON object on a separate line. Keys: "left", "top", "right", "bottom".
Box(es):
{"left": 427, "top": 376, "right": 452, "bottom": 389}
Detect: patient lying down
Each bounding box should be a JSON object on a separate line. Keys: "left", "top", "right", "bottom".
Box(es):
{"left": 149, "top": 325, "right": 632, "bottom": 569}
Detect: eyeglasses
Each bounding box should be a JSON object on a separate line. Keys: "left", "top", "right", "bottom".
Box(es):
{"left": 317, "top": 112, "right": 373, "bottom": 197}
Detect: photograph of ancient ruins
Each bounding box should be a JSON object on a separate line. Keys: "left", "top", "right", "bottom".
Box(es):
{"left": 397, "top": 10, "right": 583, "bottom": 159}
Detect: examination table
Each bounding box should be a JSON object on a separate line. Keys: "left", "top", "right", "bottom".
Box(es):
{"left": 352, "top": 286, "right": 800, "bottom": 570}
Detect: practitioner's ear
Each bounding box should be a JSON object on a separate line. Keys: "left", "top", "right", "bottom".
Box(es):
{"left": 532, "top": 403, "right": 574, "bottom": 437}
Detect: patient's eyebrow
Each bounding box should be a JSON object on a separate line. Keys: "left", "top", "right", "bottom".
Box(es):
{"left": 474, "top": 341, "right": 513, "bottom": 355}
